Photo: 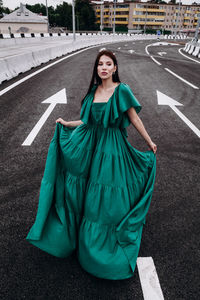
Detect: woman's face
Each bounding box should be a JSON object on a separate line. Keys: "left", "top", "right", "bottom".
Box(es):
{"left": 97, "top": 55, "right": 117, "bottom": 80}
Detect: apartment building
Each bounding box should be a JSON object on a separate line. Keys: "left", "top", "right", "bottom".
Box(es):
{"left": 91, "top": 1, "right": 200, "bottom": 32}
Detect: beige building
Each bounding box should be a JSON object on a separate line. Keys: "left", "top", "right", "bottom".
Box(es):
{"left": 92, "top": 1, "right": 200, "bottom": 32}
{"left": 0, "top": 3, "right": 48, "bottom": 34}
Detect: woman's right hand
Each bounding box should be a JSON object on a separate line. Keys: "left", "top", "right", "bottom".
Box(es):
{"left": 56, "top": 118, "right": 66, "bottom": 126}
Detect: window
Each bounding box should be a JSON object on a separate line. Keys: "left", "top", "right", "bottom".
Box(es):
{"left": 17, "top": 12, "right": 21, "bottom": 16}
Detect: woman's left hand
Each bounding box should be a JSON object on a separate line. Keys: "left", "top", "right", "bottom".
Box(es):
{"left": 148, "top": 141, "right": 157, "bottom": 154}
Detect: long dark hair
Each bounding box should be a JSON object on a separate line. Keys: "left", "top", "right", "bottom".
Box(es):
{"left": 81, "top": 49, "right": 121, "bottom": 107}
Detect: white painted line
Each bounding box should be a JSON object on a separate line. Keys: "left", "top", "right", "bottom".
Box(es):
{"left": 157, "top": 90, "right": 200, "bottom": 138}
{"left": 165, "top": 68, "right": 199, "bottom": 89}
{"left": 22, "top": 89, "right": 67, "bottom": 146}
{"left": 0, "top": 44, "right": 109, "bottom": 97}
{"left": 150, "top": 56, "right": 161, "bottom": 65}
{"left": 178, "top": 48, "right": 200, "bottom": 64}
{"left": 157, "top": 52, "right": 167, "bottom": 56}
{"left": 137, "top": 257, "right": 164, "bottom": 300}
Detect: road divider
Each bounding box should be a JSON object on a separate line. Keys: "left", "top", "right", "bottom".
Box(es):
{"left": 183, "top": 40, "right": 200, "bottom": 58}
{"left": 0, "top": 34, "right": 188, "bottom": 85}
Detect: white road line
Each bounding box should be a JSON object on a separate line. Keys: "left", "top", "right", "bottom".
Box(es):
{"left": 178, "top": 48, "right": 200, "bottom": 64}
{"left": 165, "top": 68, "right": 199, "bottom": 89}
{"left": 150, "top": 56, "right": 161, "bottom": 65}
{"left": 137, "top": 257, "right": 164, "bottom": 300}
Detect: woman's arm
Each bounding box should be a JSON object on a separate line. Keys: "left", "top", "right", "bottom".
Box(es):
{"left": 56, "top": 118, "right": 83, "bottom": 127}
{"left": 127, "top": 107, "right": 157, "bottom": 153}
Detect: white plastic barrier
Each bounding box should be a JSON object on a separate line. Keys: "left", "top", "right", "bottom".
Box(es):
{"left": 193, "top": 46, "right": 200, "bottom": 57}
{"left": 188, "top": 44, "right": 195, "bottom": 54}
{"left": 185, "top": 43, "right": 191, "bottom": 52}
{"left": 4, "top": 52, "right": 36, "bottom": 78}
{"left": 0, "top": 59, "right": 13, "bottom": 83}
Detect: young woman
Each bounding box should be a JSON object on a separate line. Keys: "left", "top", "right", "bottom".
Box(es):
{"left": 26, "top": 49, "right": 157, "bottom": 280}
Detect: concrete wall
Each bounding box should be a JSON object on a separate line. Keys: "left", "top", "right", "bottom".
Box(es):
{"left": 0, "top": 22, "right": 48, "bottom": 34}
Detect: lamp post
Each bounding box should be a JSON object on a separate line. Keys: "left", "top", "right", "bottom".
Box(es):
{"left": 113, "top": 0, "right": 116, "bottom": 35}
{"left": 72, "top": 0, "right": 76, "bottom": 41}
{"left": 144, "top": 6, "right": 147, "bottom": 34}
{"left": 194, "top": 13, "right": 200, "bottom": 42}
{"left": 92, "top": 1, "right": 104, "bottom": 34}
{"left": 174, "top": 0, "right": 181, "bottom": 38}
{"left": 45, "top": 0, "right": 49, "bottom": 33}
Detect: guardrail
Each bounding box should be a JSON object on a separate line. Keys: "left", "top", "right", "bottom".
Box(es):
{"left": 183, "top": 39, "right": 200, "bottom": 58}
{"left": 0, "top": 33, "right": 188, "bottom": 84}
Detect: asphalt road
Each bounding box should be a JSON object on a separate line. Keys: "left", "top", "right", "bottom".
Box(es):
{"left": 0, "top": 39, "right": 200, "bottom": 300}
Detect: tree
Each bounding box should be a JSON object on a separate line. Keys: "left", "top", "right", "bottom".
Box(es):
{"left": 26, "top": 4, "right": 46, "bottom": 15}
{"left": 75, "top": 0, "right": 97, "bottom": 30}
{"left": 0, "top": 0, "right": 11, "bottom": 17}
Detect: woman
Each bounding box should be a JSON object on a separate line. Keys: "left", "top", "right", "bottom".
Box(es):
{"left": 26, "top": 49, "right": 157, "bottom": 280}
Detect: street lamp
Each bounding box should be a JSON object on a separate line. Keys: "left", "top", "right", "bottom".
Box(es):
{"left": 72, "top": 0, "right": 76, "bottom": 41}
{"left": 113, "top": 0, "right": 116, "bottom": 35}
{"left": 174, "top": 0, "right": 181, "bottom": 38}
{"left": 144, "top": 5, "right": 147, "bottom": 34}
{"left": 194, "top": 13, "right": 200, "bottom": 42}
{"left": 92, "top": 1, "right": 104, "bottom": 34}
{"left": 45, "top": 0, "right": 49, "bottom": 33}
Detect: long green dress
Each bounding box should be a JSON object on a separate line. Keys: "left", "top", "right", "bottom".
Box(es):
{"left": 26, "top": 82, "right": 156, "bottom": 280}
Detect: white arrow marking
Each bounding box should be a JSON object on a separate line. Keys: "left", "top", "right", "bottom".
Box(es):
{"left": 128, "top": 49, "right": 135, "bottom": 54}
{"left": 157, "top": 90, "right": 200, "bottom": 138}
{"left": 22, "top": 89, "right": 67, "bottom": 146}
{"left": 158, "top": 52, "right": 167, "bottom": 56}
{"left": 137, "top": 257, "right": 164, "bottom": 300}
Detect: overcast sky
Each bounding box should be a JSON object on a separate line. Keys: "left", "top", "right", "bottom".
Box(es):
{"left": 2, "top": 0, "right": 200, "bottom": 10}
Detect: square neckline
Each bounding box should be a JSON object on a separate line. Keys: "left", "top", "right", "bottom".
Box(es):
{"left": 92, "top": 83, "right": 121, "bottom": 104}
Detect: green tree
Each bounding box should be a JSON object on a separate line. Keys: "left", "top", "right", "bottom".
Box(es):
{"left": 75, "top": 0, "right": 97, "bottom": 30}
{"left": 0, "top": 1, "right": 10, "bottom": 17}
{"left": 26, "top": 3, "right": 46, "bottom": 15}
{"left": 55, "top": 2, "right": 72, "bottom": 29}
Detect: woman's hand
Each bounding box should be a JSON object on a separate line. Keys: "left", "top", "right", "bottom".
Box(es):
{"left": 148, "top": 141, "right": 157, "bottom": 154}
{"left": 56, "top": 118, "right": 67, "bottom": 126}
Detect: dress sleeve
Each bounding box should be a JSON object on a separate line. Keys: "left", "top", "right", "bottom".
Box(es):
{"left": 118, "top": 83, "right": 142, "bottom": 114}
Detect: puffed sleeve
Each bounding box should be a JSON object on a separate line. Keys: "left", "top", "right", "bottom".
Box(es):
{"left": 118, "top": 83, "right": 142, "bottom": 114}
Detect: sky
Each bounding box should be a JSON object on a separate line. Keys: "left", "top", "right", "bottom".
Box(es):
{"left": 2, "top": 0, "right": 200, "bottom": 10}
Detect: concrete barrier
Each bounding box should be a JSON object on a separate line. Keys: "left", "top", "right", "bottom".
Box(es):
{"left": 0, "top": 59, "right": 13, "bottom": 82}
{"left": 188, "top": 44, "right": 195, "bottom": 54}
{"left": 4, "top": 52, "right": 36, "bottom": 78}
{"left": 192, "top": 46, "right": 200, "bottom": 57}
{"left": 0, "top": 33, "right": 190, "bottom": 84}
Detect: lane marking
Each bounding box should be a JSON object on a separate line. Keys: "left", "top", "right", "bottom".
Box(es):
{"left": 178, "top": 48, "right": 200, "bottom": 64}
{"left": 150, "top": 56, "right": 161, "bottom": 65}
{"left": 128, "top": 49, "right": 135, "bottom": 54}
{"left": 157, "top": 90, "right": 200, "bottom": 138}
{"left": 137, "top": 257, "right": 164, "bottom": 300}
{"left": 22, "top": 89, "right": 67, "bottom": 146}
{"left": 165, "top": 68, "right": 199, "bottom": 89}
{"left": 158, "top": 52, "right": 167, "bottom": 56}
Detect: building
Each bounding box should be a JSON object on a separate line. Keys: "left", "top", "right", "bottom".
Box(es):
{"left": 91, "top": 1, "right": 200, "bottom": 33}
{"left": 0, "top": 3, "right": 48, "bottom": 34}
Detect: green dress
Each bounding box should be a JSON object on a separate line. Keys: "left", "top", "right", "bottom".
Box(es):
{"left": 26, "top": 82, "right": 156, "bottom": 280}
